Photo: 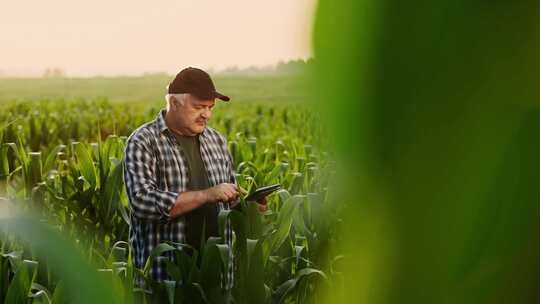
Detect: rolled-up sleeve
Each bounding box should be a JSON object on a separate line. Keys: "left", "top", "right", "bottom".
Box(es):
{"left": 123, "top": 138, "right": 178, "bottom": 221}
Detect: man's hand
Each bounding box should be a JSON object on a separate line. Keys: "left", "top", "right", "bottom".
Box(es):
{"left": 257, "top": 197, "right": 268, "bottom": 212}
{"left": 205, "top": 183, "right": 239, "bottom": 203}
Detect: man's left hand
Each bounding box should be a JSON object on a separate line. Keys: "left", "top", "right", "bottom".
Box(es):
{"left": 257, "top": 197, "right": 268, "bottom": 212}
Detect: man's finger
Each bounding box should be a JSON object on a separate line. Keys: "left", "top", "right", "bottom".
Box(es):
{"left": 226, "top": 191, "right": 236, "bottom": 201}
{"left": 221, "top": 191, "right": 230, "bottom": 201}
{"left": 256, "top": 197, "right": 267, "bottom": 205}
{"left": 258, "top": 204, "right": 268, "bottom": 212}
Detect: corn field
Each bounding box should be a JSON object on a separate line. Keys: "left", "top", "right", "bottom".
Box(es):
{"left": 0, "top": 99, "right": 342, "bottom": 303}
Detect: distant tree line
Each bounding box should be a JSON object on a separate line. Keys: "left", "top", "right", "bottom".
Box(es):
{"left": 218, "top": 58, "right": 314, "bottom": 75}
{"left": 42, "top": 68, "right": 66, "bottom": 78}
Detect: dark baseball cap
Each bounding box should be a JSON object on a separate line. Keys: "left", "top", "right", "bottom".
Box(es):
{"left": 167, "top": 67, "right": 230, "bottom": 102}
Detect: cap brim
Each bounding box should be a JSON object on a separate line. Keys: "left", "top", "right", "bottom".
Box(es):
{"left": 214, "top": 91, "right": 230, "bottom": 102}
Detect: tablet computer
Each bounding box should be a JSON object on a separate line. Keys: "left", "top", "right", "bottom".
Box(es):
{"left": 244, "top": 184, "right": 281, "bottom": 202}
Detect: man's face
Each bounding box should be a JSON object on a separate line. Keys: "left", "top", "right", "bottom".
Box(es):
{"left": 171, "top": 94, "right": 215, "bottom": 136}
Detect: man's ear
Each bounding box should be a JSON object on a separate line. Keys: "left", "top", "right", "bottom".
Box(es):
{"left": 170, "top": 96, "right": 179, "bottom": 110}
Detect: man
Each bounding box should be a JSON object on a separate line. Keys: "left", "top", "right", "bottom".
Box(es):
{"left": 123, "top": 67, "right": 266, "bottom": 288}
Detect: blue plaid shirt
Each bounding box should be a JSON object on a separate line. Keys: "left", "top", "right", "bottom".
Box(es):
{"left": 123, "top": 109, "right": 235, "bottom": 289}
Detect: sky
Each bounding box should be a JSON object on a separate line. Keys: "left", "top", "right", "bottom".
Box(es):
{"left": 0, "top": 0, "right": 316, "bottom": 77}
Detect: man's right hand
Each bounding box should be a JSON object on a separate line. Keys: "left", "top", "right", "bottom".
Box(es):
{"left": 205, "top": 183, "right": 239, "bottom": 203}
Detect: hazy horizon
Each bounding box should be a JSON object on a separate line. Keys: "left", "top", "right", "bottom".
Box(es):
{"left": 0, "top": 58, "right": 312, "bottom": 79}
{"left": 1, "top": 0, "right": 316, "bottom": 77}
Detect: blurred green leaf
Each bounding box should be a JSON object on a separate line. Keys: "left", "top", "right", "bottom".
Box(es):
{"left": 0, "top": 216, "right": 122, "bottom": 304}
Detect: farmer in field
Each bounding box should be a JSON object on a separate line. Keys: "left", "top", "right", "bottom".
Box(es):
{"left": 123, "top": 67, "right": 266, "bottom": 288}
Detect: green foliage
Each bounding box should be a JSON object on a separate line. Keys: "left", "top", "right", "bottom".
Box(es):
{"left": 314, "top": 0, "right": 540, "bottom": 303}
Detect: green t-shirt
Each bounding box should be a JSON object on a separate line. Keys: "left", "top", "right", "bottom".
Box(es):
{"left": 172, "top": 132, "right": 218, "bottom": 250}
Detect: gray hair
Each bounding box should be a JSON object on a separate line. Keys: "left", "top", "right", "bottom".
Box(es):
{"left": 165, "top": 93, "right": 188, "bottom": 109}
